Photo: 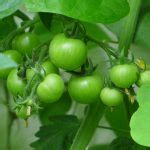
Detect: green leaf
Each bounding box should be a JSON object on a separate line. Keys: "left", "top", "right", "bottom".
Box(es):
{"left": 0, "top": 53, "right": 17, "bottom": 68}
{"left": 39, "top": 12, "right": 53, "bottom": 30}
{"left": 25, "top": 0, "right": 129, "bottom": 23}
{"left": 39, "top": 92, "right": 72, "bottom": 125}
{"left": 134, "top": 13, "right": 150, "bottom": 49}
{"left": 0, "top": 0, "right": 23, "bottom": 19}
{"left": 105, "top": 103, "right": 129, "bottom": 136}
{"left": 30, "top": 115, "right": 80, "bottom": 150}
{"left": 130, "top": 84, "right": 150, "bottom": 147}
{"left": 137, "top": 84, "right": 150, "bottom": 106}
{"left": 108, "top": 137, "right": 150, "bottom": 150}
{"left": 0, "top": 16, "right": 17, "bottom": 40}
{"left": 130, "top": 103, "right": 150, "bottom": 147}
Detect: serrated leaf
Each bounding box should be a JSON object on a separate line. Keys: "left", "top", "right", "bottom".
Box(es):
{"left": 0, "top": 53, "right": 17, "bottom": 68}
{"left": 30, "top": 115, "right": 80, "bottom": 150}
{"left": 25, "top": 0, "right": 129, "bottom": 23}
{"left": 0, "top": 0, "right": 23, "bottom": 19}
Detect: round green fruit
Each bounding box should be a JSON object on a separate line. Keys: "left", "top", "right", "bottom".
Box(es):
{"left": 16, "top": 105, "right": 30, "bottom": 119}
{"left": 12, "top": 33, "right": 39, "bottom": 56}
{"left": 7, "top": 69, "right": 26, "bottom": 96}
{"left": 37, "top": 74, "right": 65, "bottom": 103}
{"left": 68, "top": 74, "right": 103, "bottom": 104}
{"left": 100, "top": 87, "right": 123, "bottom": 107}
{"left": 0, "top": 50, "right": 22, "bottom": 79}
{"left": 49, "top": 33, "right": 87, "bottom": 71}
{"left": 110, "top": 64, "right": 139, "bottom": 88}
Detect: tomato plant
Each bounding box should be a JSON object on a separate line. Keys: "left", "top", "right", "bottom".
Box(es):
{"left": 49, "top": 33, "right": 87, "bottom": 71}
{"left": 1, "top": 0, "right": 150, "bottom": 150}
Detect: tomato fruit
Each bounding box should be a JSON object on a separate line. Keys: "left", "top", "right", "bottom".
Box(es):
{"left": 68, "top": 74, "right": 103, "bottom": 104}
{"left": 137, "top": 70, "right": 150, "bottom": 86}
{"left": 39, "top": 92, "right": 72, "bottom": 125}
{"left": 0, "top": 50, "right": 22, "bottom": 79}
{"left": 7, "top": 69, "right": 26, "bottom": 96}
{"left": 49, "top": 33, "right": 87, "bottom": 71}
{"left": 41, "top": 60, "right": 58, "bottom": 75}
{"left": 4, "top": 50, "right": 22, "bottom": 64}
{"left": 100, "top": 87, "right": 123, "bottom": 107}
{"left": 110, "top": 64, "right": 139, "bottom": 88}
{"left": 12, "top": 33, "right": 39, "bottom": 56}
{"left": 16, "top": 105, "right": 30, "bottom": 119}
{"left": 37, "top": 74, "right": 64, "bottom": 103}
{"left": 26, "top": 60, "right": 58, "bottom": 85}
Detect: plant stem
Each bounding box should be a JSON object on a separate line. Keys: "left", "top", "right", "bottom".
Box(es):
{"left": 118, "top": 0, "right": 142, "bottom": 122}
{"left": 119, "top": 0, "right": 142, "bottom": 56}
{"left": 97, "top": 125, "right": 129, "bottom": 133}
{"left": 86, "top": 35, "right": 118, "bottom": 58}
{"left": 70, "top": 101, "right": 105, "bottom": 150}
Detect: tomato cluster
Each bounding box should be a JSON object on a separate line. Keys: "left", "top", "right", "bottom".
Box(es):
{"left": 1, "top": 32, "right": 149, "bottom": 120}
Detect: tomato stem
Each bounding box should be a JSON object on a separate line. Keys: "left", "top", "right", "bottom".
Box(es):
{"left": 97, "top": 125, "right": 129, "bottom": 133}
{"left": 86, "top": 35, "right": 118, "bottom": 59}
{"left": 119, "top": 0, "right": 142, "bottom": 57}
{"left": 70, "top": 101, "right": 105, "bottom": 150}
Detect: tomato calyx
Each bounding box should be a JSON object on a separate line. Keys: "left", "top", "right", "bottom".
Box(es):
{"left": 67, "top": 58, "right": 98, "bottom": 76}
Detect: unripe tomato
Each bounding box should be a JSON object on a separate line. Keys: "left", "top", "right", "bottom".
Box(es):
{"left": 39, "top": 92, "right": 72, "bottom": 125}
{"left": 7, "top": 69, "right": 26, "bottom": 96}
{"left": 16, "top": 105, "right": 30, "bottom": 119}
{"left": 4, "top": 50, "right": 22, "bottom": 64}
{"left": 0, "top": 50, "right": 22, "bottom": 79}
{"left": 68, "top": 74, "right": 103, "bottom": 104}
{"left": 137, "top": 70, "right": 150, "bottom": 86}
{"left": 100, "top": 87, "right": 123, "bottom": 107}
{"left": 41, "top": 60, "right": 58, "bottom": 75}
{"left": 110, "top": 64, "right": 139, "bottom": 88}
{"left": 12, "top": 33, "right": 39, "bottom": 56}
{"left": 49, "top": 33, "right": 87, "bottom": 71}
{"left": 37, "top": 74, "right": 65, "bottom": 103}
{"left": 26, "top": 60, "right": 58, "bottom": 85}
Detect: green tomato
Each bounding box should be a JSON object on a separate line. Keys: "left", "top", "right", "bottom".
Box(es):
{"left": 16, "top": 105, "right": 30, "bottom": 119}
{"left": 0, "top": 50, "right": 22, "bottom": 79}
{"left": 49, "top": 33, "right": 87, "bottom": 71}
{"left": 110, "top": 64, "right": 139, "bottom": 88}
{"left": 68, "top": 74, "right": 103, "bottom": 104}
{"left": 100, "top": 87, "right": 123, "bottom": 107}
{"left": 41, "top": 60, "right": 58, "bottom": 75}
{"left": 4, "top": 50, "right": 22, "bottom": 64}
{"left": 137, "top": 70, "right": 150, "bottom": 86}
{"left": 7, "top": 69, "right": 26, "bottom": 96}
{"left": 37, "top": 74, "right": 65, "bottom": 103}
{"left": 12, "top": 33, "right": 39, "bottom": 56}
{"left": 26, "top": 60, "right": 58, "bottom": 86}
{"left": 39, "top": 92, "right": 72, "bottom": 125}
